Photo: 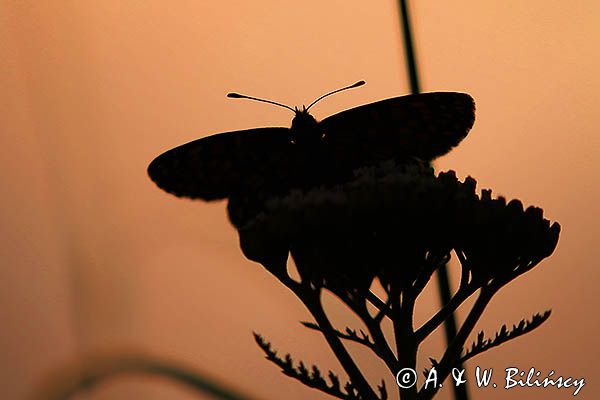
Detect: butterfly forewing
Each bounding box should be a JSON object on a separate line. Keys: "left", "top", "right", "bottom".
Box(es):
{"left": 148, "top": 127, "right": 290, "bottom": 200}
{"left": 320, "top": 92, "right": 475, "bottom": 162}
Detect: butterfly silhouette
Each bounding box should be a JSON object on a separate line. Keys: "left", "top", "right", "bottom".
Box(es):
{"left": 148, "top": 81, "right": 475, "bottom": 225}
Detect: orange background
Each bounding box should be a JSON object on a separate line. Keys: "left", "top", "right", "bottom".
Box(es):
{"left": 1, "top": 1, "right": 598, "bottom": 399}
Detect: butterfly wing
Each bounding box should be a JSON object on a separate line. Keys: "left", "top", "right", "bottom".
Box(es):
{"left": 319, "top": 92, "right": 475, "bottom": 163}
{"left": 148, "top": 127, "right": 290, "bottom": 200}
{"left": 148, "top": 93, "right": 475, "bottom": 200}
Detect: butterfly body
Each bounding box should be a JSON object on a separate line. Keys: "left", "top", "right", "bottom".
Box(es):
{"left": 148, "top": 91, "right": 476, "bottom": 224}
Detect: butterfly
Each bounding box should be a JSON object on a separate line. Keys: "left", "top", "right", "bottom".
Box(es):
{"left": 148, "top": 81, "right": 475, "bottom": 226}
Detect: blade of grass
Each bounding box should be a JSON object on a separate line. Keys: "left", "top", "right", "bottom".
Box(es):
{"left": 33, "top": 353, "right": 261, "bottom": 400}
{"left": 396, "top": 2, "right": 469, "bottom": 399}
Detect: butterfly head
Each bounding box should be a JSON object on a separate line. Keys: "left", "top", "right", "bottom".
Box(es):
{"left": 290, "top": 106, "right": 321, "bottom": 146}
{"left": 227, "top": 80, "right": 366, "bottom": 147}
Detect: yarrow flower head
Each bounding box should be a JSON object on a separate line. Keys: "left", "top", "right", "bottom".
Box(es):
{"left": 233, "top": 161, "right": 560, "bottom": 294}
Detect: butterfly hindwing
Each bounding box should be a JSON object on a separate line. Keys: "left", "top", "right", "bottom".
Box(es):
{"left": 320, "top": 92, "right": 475, "bottom": 162}
{"left": 148, "top": 127, "right": 290, "bottom": 200}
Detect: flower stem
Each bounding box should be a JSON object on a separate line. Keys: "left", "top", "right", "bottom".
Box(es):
{"left": 415, "top": 284, "right": 475, "bottom": 343}
{"left": 336, "top": 290, "right": 399, "bottom": 373}
{"left": 392, "top": 286, "right": 418, "bottom": 400}
{"left": 296, "top": 285, "right": 379, "bottom": 399}
{"left": 419, "top": 287, "right": 495, "bottom": 400}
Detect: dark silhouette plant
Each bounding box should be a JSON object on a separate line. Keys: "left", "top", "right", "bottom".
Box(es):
{"left": 232, "top": 160, "right": 560, "bottom": 400}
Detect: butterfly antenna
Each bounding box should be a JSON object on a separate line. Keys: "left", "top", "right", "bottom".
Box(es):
{"left": 306, "top": 80, "right": 366, "bottom": 111}
{"left": 227, "top": 92, "right": 295, "bottom": 113}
